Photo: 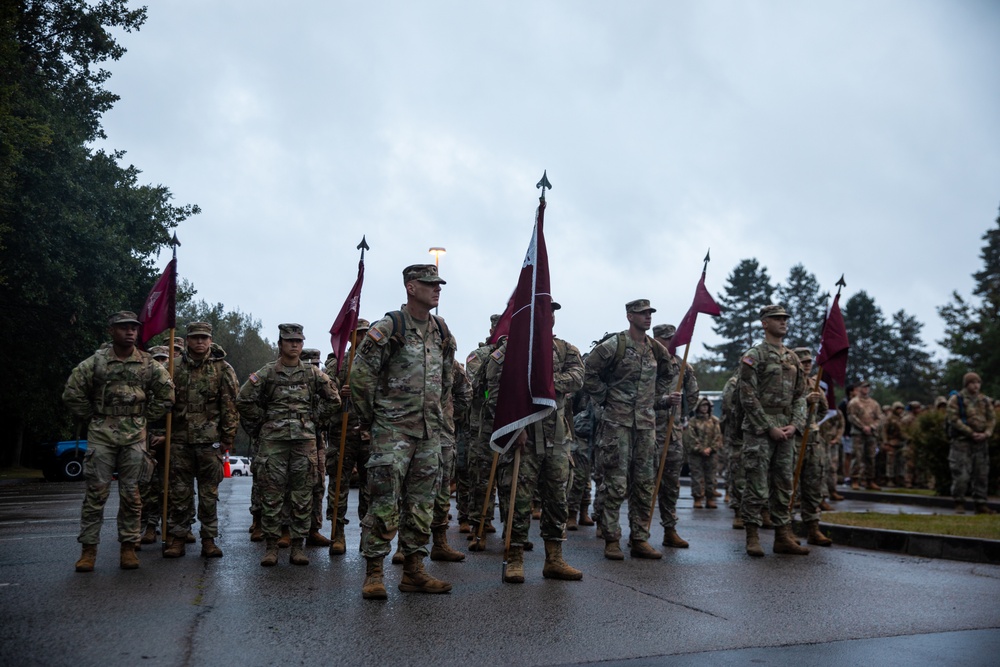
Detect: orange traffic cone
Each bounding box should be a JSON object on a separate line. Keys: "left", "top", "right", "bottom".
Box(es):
{"left": 223, "top": 457, "right": 232, "bottom": 478}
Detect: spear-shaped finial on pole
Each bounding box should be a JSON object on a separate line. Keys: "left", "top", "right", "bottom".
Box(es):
{"left": 703, "top": 248, "right": 711, "bottom": 272}
{"left": 536, "top": 170, "right": 552, "bottom": 200}
{"left": 357, "top": 235, "right": 370, "bottom": 261}
{"left": 836, "top": 274, "right": 846, "bottom": 290}
{"left": 170, "top": 232, "right": 181, "bottom": 259}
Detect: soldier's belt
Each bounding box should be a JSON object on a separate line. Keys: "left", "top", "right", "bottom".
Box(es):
{"left": 186, "top": 404, "right": 207, "bottom": 414}
{"left": 762, "top": 407, "right": 791, "bottom": 416}
{"left": 95, "top": 404, "right": 145, "bottom": 416}
{"left": 265, "top": 411, "right": 309, "bottom": 421}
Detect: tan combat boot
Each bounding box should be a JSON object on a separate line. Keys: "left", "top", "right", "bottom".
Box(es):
{"left": 184, "top": 530, "right": 196, "bottom": 544}
{"left": 566, "top": 512, "right": 578, "bottom": 531}
{"left": 306, "top": 527, "right": 331, "bottom": 547}
{"left": 629, "top": 539, "right": 663, "bottom": 560}
{"left": 661, "top": 528, "right": 689, "bottom": 549}
{"left": 162, "top": 535, "right": 186, "bottom": 558}
{"left": 706, "top": 497, "right": 718, "bottom": 509}
{"left": 289, "top": 538, "right": 309, "bottom": 565}
{"left": 819, "top": 499, "right": 833, "bottom": 511}
{"left": 693, "top": 497, "right": 704, "bottom": 509}
{"left": 250, "top": 518, "right": 264, "bottom": 542}
{"left": 604, "top": 540, "right": 624, "bottom": 560}
{"left": 391, "top": 543, "right": 405, "bottom": 564}
{"left": 120, "top": 542, "right": 140, "bottom": 570}
{"left": 75, "top": 544, "right": 97, "bottom": 573}
{"left": 761, "top": 509, "right": 774, "bottom": 529}
{"left": 362, "top": 557, "right": 388, "bottom": 599}
{"left": 140, "top": 525, "right": 157, "bottom": 545}
{"left": 399, "top": 553, "right": 452, "bottom": 593}
{"left": 867, "top": 481, "right": 882, "bottom": 491}
{"left": 430, "top": 526, "right": 466, "bottom": 562}
{"left": 201, "top": 538, "right": 224, "bottom": 558}
{"left": 248, "top": 512, "right": 258, "bottom": 533}
{"left": 503, "top": 545, "right": 525, "bottom": 584}
{"left": 732, "top": 510, "right": 744, "bottom": 530}
{"left": 329, "top": 524, "right": 346, "bottom": 556}
{"left": 542, "top": 540, "right": 583, "bottom": 580}
{"left": 850, "top": 480, "right": 860, "bottom": 490}
{"left": 805, "top": 520, "right": 832, "bottom": 547}
{"left": 260, "top": 539, "right": 279, "bottom": 567}
{"left": 745, "top": 524, "right": 764, "bottom": 557}
{"left": 578, "top": 510, "right": 595, "bottom": 526}
{"left": 468, "top": 534, "right": 488, "bottom": 552}
{"left": 277, "top": 526, "right": 291, "bottom": 548}
{"left": 773, "top": 525, "right": 810, "bottom": 555}
{"left": 458, "top": 520, "right": 471, "bottom": 533}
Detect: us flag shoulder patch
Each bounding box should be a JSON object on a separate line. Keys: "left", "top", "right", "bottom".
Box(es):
{"left": 249, "top": 372, "right": 260, "bottom": 384}
{"left": 368, "top": 328, "right": 384, "bottom": 342}
{"left": 741, "top": 356, "right": 755, "bottom": 367}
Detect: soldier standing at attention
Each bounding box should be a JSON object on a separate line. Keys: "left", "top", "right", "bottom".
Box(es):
{"left": 429, "top": 358, "right": 472, "bottom": 562}
{"left": 651, "top": 323, "right": 693, "bottom": 548}
{"left": 847, "top": 380, "right": 882, "bottom": 490}
{"left": 686, "top": 397, "right": 722, "bottom": 509}
{"left": 738, "top": 305, "right": 809, "bottom": 558}
{"left": 162, "top": 322, "right": 239, "bottom": 559}
{"left": 463, "top": 314, "right": 503, "bottom": 541}
{"left": 301, "top": 348, "right": 333, "bottom": 548}
{"left": 792, "top": 347, "right": 833, "bottom": 547}
{"left": 138, "top": 346, "right": 172, "bottom": 545}
{"left": 237, "top": 324, "right": 341, "bottom": 567}
{"left": 947, "top": 372, "right": 995, "bottom": 514}
{"left": 63, "top": 311, "right": 175, "bottom": 572}
{"left": 584, "top": 299, "right": 675, "bottom": 561}
{"left": 720, "top": 370, "right": 746, "bottom": 528}
{"left": 352, "top": 264, "right": 456, "bottom": 599}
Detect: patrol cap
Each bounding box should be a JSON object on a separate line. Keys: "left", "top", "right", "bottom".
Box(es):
{"left": 186, "top": 321, "right": 213, "bottom": 337}
{"left": 355, "top": 318, "right": 370, "bottom": 332}
{"left": 793, "top": 347, "right": 813, "bottom": 361}
{"left": 908, "top": 401, "right": 922, "bottom": 410}
{"left": 109, "top": 310, "right": 141, "bottom": 326}
{"left": 935, "top": 396, "right": 947, "bottom": 408}
{"left": 892, "top": 401, "right": 905, "bottom": 410}
{"left": 301, "top": 348, "right": 321, "bottom": 363}
{"left": 626, "top": 299, "right": 656, "bottom": 314}
{"left": 697, "top": 396, "right": 713, "bottom": 408}
{"left": 858, "top": 380, "right": 871, "bottom": 388}
{"left": 402, "top": 264, "right": 447, "bottom": 285}
{"left": 759, "top": 304, "right": 789, "bottom": 319}
{"left": 149, "top": 345, "right": 170, "bottom": 360}
{"left": 173, "top": 340, "right": 185, "bottom": 352}
{"left": 278, "top": 323, "right": 305, "bottom": 340}
{"left": 653, "top": 324, "right": 676, "bottom": 339}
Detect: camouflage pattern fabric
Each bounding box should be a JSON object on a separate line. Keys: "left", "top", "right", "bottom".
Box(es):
{"left": 847, "top": 395, "right": 882, "bottom": 485}
{"left": 947, "top": 388, "right": 995, "bottom": 503}
{"left": 797, "top": 381, "right": 829, "bottom": 522}
{"left": 685, "top": 412, "right": 722, "bottom": 499}
{"left": 721, "top": 373, "right": 745, "bottom": 509}
{"left": 654, "top": 353, "right": 698, "bottom": 530}
{"left": 462, "top": 341, "right": 498, "bottom": 527}
{"left": 433, "top": 360, "right": 472, "bottom": 527}
{"left": 819, "top": 409, "right": 845, "bottom": 494}
{"left": 167, "top": 442, "right": 225, "bottom": 538}
{"left": 324, "top": 349, "right": 369, "bottom": 526}
{"left": 257, "top": 438, "right": 318, "bottom": 539}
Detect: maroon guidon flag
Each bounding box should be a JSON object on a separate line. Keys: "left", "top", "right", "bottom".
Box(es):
{"left": 139, "top": 258, "right": 177, "bottom": 348}
{"left": 489, "top": 190, "right": 557, "bottom": 455}
{"left": 329, "top": 258, "right": 365, "bottom": 375}
{"left": 668, "top": 262, "right": 722, "bottom": 356}
{"left": 814, "top": 288, "right": 849, "bottom": 419}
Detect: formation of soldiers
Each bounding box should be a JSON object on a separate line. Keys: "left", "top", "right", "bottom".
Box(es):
{"left": 63, "top": 270, "right": 994, "bottom": 591}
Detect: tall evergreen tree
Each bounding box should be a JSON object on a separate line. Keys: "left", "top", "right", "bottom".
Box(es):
{"left": 705, "top": 258, "right": 775, "bottom": 371}
{"left": 776, "top": 263, "right": 829, "bottom": 349}
{"left": 889, "top": 309, "right": 935, "bottom": 401}
{"left": 938, "top": 208, "right": 1000, "bottom": 397}
{"left": 842, "top": 291, "right": 894, "bottom": 385}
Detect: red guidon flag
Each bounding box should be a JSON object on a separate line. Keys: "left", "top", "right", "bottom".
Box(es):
{"left": 139, "top": 258, "right": 177, "bottom": 347}
{"left": 668, "top": 263, "right": 722, "bottom": 356}
{"left": 489, "top": 195, "right": 557, "bottom": 455}
{"left": 815, "top": 289, "right": 849, "bottom": 419}
{"left": 329, "top": 258, "right": 365, "bottom": 375}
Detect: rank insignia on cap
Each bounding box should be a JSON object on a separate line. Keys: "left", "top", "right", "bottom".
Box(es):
{"left": 741, "top": 356, "right": 755, "bottom": 367}
{"left": 368, "top": 328, "right": 384, "bottom": 342}
{"left": 249, "top": 372, "right": 260, "bottom": 384}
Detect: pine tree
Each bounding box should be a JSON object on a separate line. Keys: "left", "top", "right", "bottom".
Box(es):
{"left": 776, "top": 264, "right": 829, "bottom": 349}
{"left": 705, "top": 259, "right": 775, "bottom": 371}
{"left": 843, "top": 291, "right": 894, "bottom": 385}
{"left": 889, "top": 309, "right": 935, "bottom": 401}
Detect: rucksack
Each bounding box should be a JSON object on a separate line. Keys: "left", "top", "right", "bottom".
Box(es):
{"left": 590, "top": 331, "right": 665, "bottom": 383}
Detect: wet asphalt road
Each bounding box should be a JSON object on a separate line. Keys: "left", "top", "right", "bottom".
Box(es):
{"left": 1, "top": 477, "right": 998, "bottom": 667}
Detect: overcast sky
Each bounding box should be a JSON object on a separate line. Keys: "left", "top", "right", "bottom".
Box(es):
{"left": 96, "top": 0, "right": 1000, "bottom": 367}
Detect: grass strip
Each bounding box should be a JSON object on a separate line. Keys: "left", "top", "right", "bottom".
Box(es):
{"left": 823, "top": 511, "right": 1000, "bottom": 540}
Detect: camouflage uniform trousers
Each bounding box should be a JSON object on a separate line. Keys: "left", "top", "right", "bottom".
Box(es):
{"left": 826, "top": 440, "right": 840, "bottom": 495}
{"left": 850, "top": 430, "right": 878, "bottom": 485}
{"left": 949, "top": 439, "right": 989, "bottom": 503}
{"left": 655, "top": 435, "right": 684, "bottom": 531}
{"left": 688, "top": 452, "right": 717, "bottom": 499}
{"left": 78, "top": 441, "right": 146, "bottom": 545}
{"left": 740, "top": 431, "right": 795, "bottom": 527}
{"left": 498, "top": 439, "right": 571, "bottom": 544}
{"left": 715, "top": 446, "right": 729, "bottom": 485}
{"left": 727, "top": 443, "right": 745, "bottom": 510}
{"left": 455, "top": 430, "right": 471, "bottom": 523}
{"left": 249, "top": 437, "right": 262, "bottom": 514}
{"left": 139, "top": 449, "right": 165, "bottom": 529}
{"left": 258, "top": 438, "right": 317, "bottom": 541}
{"left": 326, "top": 431, "right": 370, "bottom": 526}
{"left": 566, "top": 436, "right": 593, "bottom": 515}
{"left": 360, "top": 426, "right": 442, "bottom": 559}
{"left": 466, "top": 430, "right": 498, "bottom": 528}
{"left": 595, "top": 423, "right": 656, "bottom": 543}
{"left": 167, "top": 442, "right": 225, "bottom": 539}
{"left": 432, "top": 441, "right": 457, "bottom": 527}
{"left": 311, "top": 442, "right": 326, "bottom": 531}
{"left": 798, "top": 438, "right": 826, "bottom": 523}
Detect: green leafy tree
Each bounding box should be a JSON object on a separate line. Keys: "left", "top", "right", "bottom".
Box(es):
{"left": 776, "top": 264, "right": 829, "bottom": 349}
{"left": 0, "top": 2, "right": 198, "bottom": 465}
{"left": 705, "top": 259, "right": 775, "bottom": 371}
{"left": 938, "top": 209, "right": 1000, "bottom": 398}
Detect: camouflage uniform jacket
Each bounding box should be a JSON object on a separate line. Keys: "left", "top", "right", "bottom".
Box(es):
{"left": 172, "top": 343, "right": 239, "bottom": 447}
{"left": 947, "top": 389, "right": 995, "bottom": 441}
{"left": 63, "top": 346, "right": 175, "bottom": 447}
{"left": 818, "top": 409, "right": 845, "bottom": 445}
{"left": 445, "top": 359, "right": 473, "bottom": 436}
{"left": 720, "top": 373, "right": 743, "bottom": 446}
{"left": 884, "top": 413, "right": 905, "bottom": 446}
{"left": 654, "top": 353, "right": 699, "bottom": 437}
{"left": 685, "top": 413, "right": 722, "bottom": 456}
{"left": 847, "top": 396, "right": 882, "bottom": 434}
{"left": 466, "top": 340, "right": 497, "bottom": 437}
{"left": 350, "top": 309, "right": 456, "bottom": 439}
{"left": 325, "top": 351, "right": 358, "bottom": 432}
{"left": 584, "top": 332, "right": 670, "bottom": 431}
{"left": 237, "top": 360, "right": 340, "bottom": 441}
{"left": 738, "top": 341, "right": 807, "bottom": 436}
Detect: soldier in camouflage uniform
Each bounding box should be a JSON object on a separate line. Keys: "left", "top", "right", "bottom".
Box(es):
{"left": 792, "top": 348, "right": 832, "bottom": 547}
{"left": 352, "top": 264, "right": 455, "bottom": 599}
{"left": 738, "top": 305, "right": 809, "bottom": 557}
{"left": 947, "top": 372, "right": 996, "bottom": 514}
{"left": 720, "top": 370, "right": 745, "bottom": 528}
{"left": 651, "top": 324, "right": 695, "bottom": 548}
{"left": 162, "top": 322, "right": 239, "bottom": 559}
{"left": 299, "top": 348, "right": 334, "bottom": 547}
{"left": 584, "top": 300, "right": 674, "bottom": 561}
{"left": 324, "top": 320, "right": 370, "bottom": 556}
{"left": 139, "top": 346, "right": 171, "bottom": 545}
{"left": 463, "top": 314, "right": 502, "bottom": 541}
{"left": 900, "top": 402, "right": 922, "bottom": 488}
{"left": 685, "top": 397, "right": 722, "bottom": 509}
{"left": 566, "top": 387, "right": 596, "bottom": 529}
{"left": 883, "top": 402, "right": 906, "bottom": 487}
{"left": 63, "top": 311, "right": 175, "bottom": 572}
{"left": 819, "top": 399, "right": 846, "bottom": 501}
{"left": 847, "top": 380, "right": 882, "bottom": 490}
{"left": 237, "top": 324, "right": 341, "bottom": 567}
{"left": 489, "top": 302, "right": 585, "bottom": 582}
{"left": 429, "top": 358, "right": 472, "bottom": 562}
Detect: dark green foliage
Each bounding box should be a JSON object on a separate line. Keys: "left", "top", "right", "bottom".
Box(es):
{"left": 910, "top": 409, "right": 1000, "bottom": 496}
{"left": 705, "top": 258, "right": 775, "bottom": 370}
{"left": 776, "top": 264, "right": 828, "bottom": 349}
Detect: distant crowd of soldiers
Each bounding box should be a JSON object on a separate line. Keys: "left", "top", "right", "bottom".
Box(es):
{"left": 63, "top": 266, "right": 994, "bottom": 591}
